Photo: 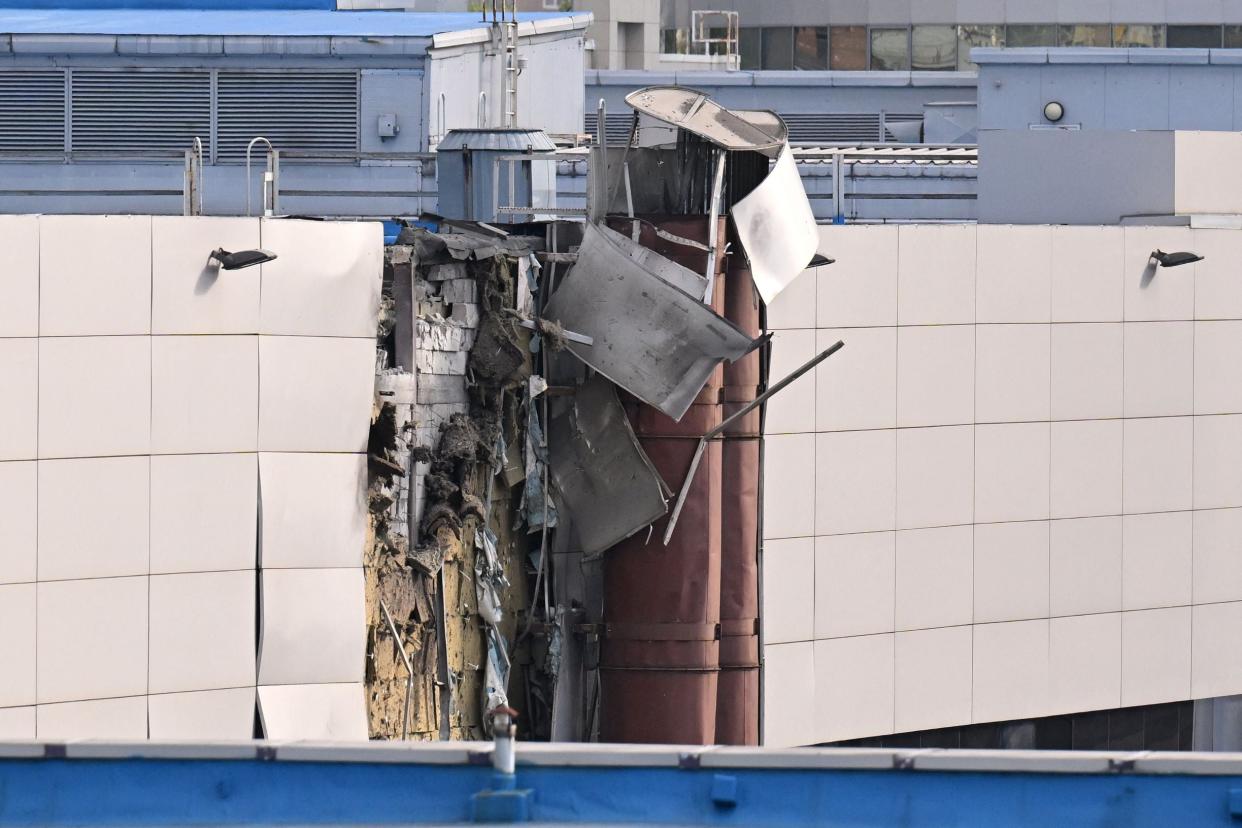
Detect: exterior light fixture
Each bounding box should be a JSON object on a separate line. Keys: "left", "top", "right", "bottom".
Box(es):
{"left": 209, "top": 248, "right": 278, "bottom": 270}
{"left": 809, "top": 254, "right": 836, "bottom": 267}
{"left": 1150, "top": 249, "right": 1203, "bottom": 268}
{"left": 1043, "top": 101, "right": 1065, "bottom": 123}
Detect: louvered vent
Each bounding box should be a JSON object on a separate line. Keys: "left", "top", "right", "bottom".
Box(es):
{"left": 782, "top": 113, "right": 884, "bottom": 143}
{"left": 217, "top": 71, "right": 358, "bottom": 161}
{"left": 70, "top": 70, "right": 210, "bottom": 154}
{"left": 584, "top": 112, "right": 635, "bottom": 144}
{"left": 0, "top": 70, "right": 65, "bottom": 153}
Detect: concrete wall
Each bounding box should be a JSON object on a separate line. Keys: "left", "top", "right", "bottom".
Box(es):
{"left": 761, "top": 222, "right": 1242, "bottom": 746}
{"left": 0, "top": 215, "right": 379, "bottom": 741}
{"left": 977, "top": 49, "right": 1242, "bottom": 132}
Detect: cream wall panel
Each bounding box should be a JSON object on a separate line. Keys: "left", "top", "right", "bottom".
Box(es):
{"left": 815, "top": 327, "right": 896, "bottom": 432}
{"left": 897, "top": 325, "right": 975, "bottom": 428}
{"left": 763, "top": 433, "right": 815, "bottom": 540}
{"left": 0, "top": 706, "right": 35, "bottom": 740}
{"left": 1194, "top": 414, "right": 1242, "bottom": 510}
{"left": 37, "top": 697, "right": 147, "bottom": 741}
{"left": 895, "top": 525, "right": 973, "bottom": 631}
{"left": 974, "top": 521, "right": 1049, "bottom": 624}
{"left": 258, "top": 568, "right": 366, "bottom": 687}
{"left": 0, "top": 584, "right": 35, "bottom": 709}
{"left": 762, "top": 642, "right": 815, "bottom": 748}
{"left": 0, "top": 216, "right": 38, "bottom": 338}
{"left": 39, "top": 215, "right": 151, "bottom": 337}
{"left": 816, "top": 430, "right": 896, "bottom": 536}
{"left": 1122, "top": 227, "right": 1196, "bottom": 322}
{"left": 1193, "top": 508, "right": 1242, "bottom": 605}
{"left": 1050, "top": 323, "right": 1123, "bottom": 421}
{"left": 1050, "top": 226, "right": 1123, "bottom": 323}
{"left": 1049, "top": 613, "right": 1121, "bottom": 715}
{"left": 259, "top": 219, "right": 383, "bottom": 338}
{"left": 975, "top": 324, "right": 1050, "bottom": 423}
{"left": 151, "top": 216, "right": 261, "bottom": 335}
{"left": 765, "top": 329, "right": 817, "bottom": 435}
{"left": 0, "top": 339, "right": 38, "bottom": 461}
{"left": 896, "top": 426, "right": 974, "bottom": 530}
{"left": 1121, "top": 606, "right": 1192, "bottom": 707}
{"left": 1123, "top": 416, "right": 1193, "bottom": 514}
{"left": 1193, "top": 229, "right": 1242, "bottom": 320}
{"left": 150, "top": 453, "right": 257, "bottom": 575}
{"left": 1123, "top": 321, "right": 1194, "bottom": 418}
{"left": 149, "top": 571, "right": 256, "bottom": 695}
{"left": 897, "top": 224, "right": 976, "bottom": 326}
{"left": 817, "top": 225, "right": 897, "bottom": 328}
{"left": 1050, "top": 419, "right": 1123, "bottom": 519}
{"left": 973, "top": 619, "right": 1050, "bottom": 724}
{"left": 258, "top": 336, "right": 375, "bottom": 454}
{"left": 767, "top": 267, "right": 816, "bottom": 330}
{"left": 1050, "top": 516, "right": 1123, "bottom": 617}
{"left": 1122, "top": 511, "right": 1193, "bottom": 611}
{"left": 1194, "top": 321, "right": 1242, "bottom": 415}
{"left": 974, "top": 422, "right": 1050, "bottom": 524}
{"left": 977, "top": 225, "right": 1051, "bottom": 324}
{"left": 38, "top": 336, "right": 151, "bottom": 459}
{"left": 814, "top": 635, "right": 894, "bottom": 743}
{"left": 257, "top": 683, "right": 368, "bottom": 741}
{"left": 815, "top": 532, "right": 895, "bottom": 639}
{"left": 0, "top": 461, "right": 36, "bottom": 586}
{"left": 37, "top": 577, "right": 147, "bottom": 705}
{"left": 258, "top": 452, "right": 367, "bottom": 570}
{"left": 37, "top": 457, "right": 149, "bottom": 582}
{"left": 762, "top": 538, "right": 815, "bottom": 645}
{"left": 151, "top": 335, "right": 259, "bottom": 454}
{"left": 149, "top": 688, "right": 256, "bottom": 741}
{"left": 1192, "top": 602, "right": 1242, "bottom": 700}
{"left": 895, "top": 626, "right": 972, "bottom": 733}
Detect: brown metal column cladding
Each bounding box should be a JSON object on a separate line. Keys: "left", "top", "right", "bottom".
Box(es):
{"left": 599, "top": 216, "right": 726, "bottom": 744}
{"left": 716, "top": 251, "right": 761, "bottom": 746}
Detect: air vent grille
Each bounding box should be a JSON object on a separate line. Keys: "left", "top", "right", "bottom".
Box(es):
{"left": 0, "top": 70, "right": 66, "bottom": 153}
{"left": 70, "top": 70, "right": 211, "bottom": 154}
{"left": 217, "top": 71, "right": 359, "bottom": 161}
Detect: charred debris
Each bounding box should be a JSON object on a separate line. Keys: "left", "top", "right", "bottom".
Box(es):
{"left": 363, "top": 86, "right": 834, "bottom": 745}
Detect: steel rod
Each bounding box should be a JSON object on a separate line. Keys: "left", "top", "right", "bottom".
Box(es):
{"left": 663, "top": 340, "right": 845, "bottom": 546}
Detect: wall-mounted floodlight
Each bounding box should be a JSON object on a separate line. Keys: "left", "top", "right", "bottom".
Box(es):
{"left": 209, "top": 248, "right": 277, "bottom": 271}
{"left": 809, "top": 254, "right": 836, "bottom": 267}
{"left": 1043, "top": 101, "right": 1065, "bottom": 123}
{"left": 1150, "top": 249, "right": 1203, "bottom": 268}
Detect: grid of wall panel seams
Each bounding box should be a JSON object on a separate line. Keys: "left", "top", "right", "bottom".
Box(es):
{"left": 0, "top": 214, "right": 379, "bottom": 741}
{"left": 762, "top": 223, "right": 1242, "bottom": 747}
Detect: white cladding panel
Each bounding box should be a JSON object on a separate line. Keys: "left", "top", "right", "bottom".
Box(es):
{"left": 0, "top": 215, "right": 376, "bottom": 740}
{"left": 762, "top": 223, "right": 1242, "bottom": 746}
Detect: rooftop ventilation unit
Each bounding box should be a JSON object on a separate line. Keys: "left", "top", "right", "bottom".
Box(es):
{"left": 435, "top": 128, "right": 557, "bottom": 224}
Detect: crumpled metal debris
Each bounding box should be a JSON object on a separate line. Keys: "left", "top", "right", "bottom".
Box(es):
{"left": 475, "top": 526, "right": 511, "bottom": 714}
{"left": 624, "top": 86, "right": 784, "bottom": 157}
{"left": 520, "top": 394, "right": 558, "bottom": 532}
{"left": 543, "top": 222, "right": 759, "bottom": 421}
{"left": 731, "top": 141, "right": 820, "bottom": 304}
{"left": 547, "top": 375, "right": 669, "bottom": 555}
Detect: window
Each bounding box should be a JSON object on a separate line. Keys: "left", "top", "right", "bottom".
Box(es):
{"left": 1006, "top": 24, "right": 1057, "bottom": 47}
{"left": 830, "top": 26, "right": 867, "bottom": 70}
{"left": 1167, "top": 25, "right": 1222, "bottom": 47}
{"left": 661, "top": 28, "right": 689, "bottom": 54}
{"left": 912, "top": 25, "right": 956, "bottom": 70}
{"left": 870, "top": 28, "right": 910, "bottom": 70}
{"left": 739, "top": 27, "right": 762, "bottom": 69}
{"left": 794, "top": 26, "right": 828, "bottom": 70}
{"left": 1113, "top": 24, "right": 1165, "bottom": 47}
{"left": 956, "top": 24, "right": 1003, "bottom": 70}
{"left": 761, "top": 27, "right": 794, "bottom": 69}
{"left": 1225, "top": 25, "right": 1242, "bottom": 47}
{"left": 1058, "top": 24, "right": 1112, "bottom": 47}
